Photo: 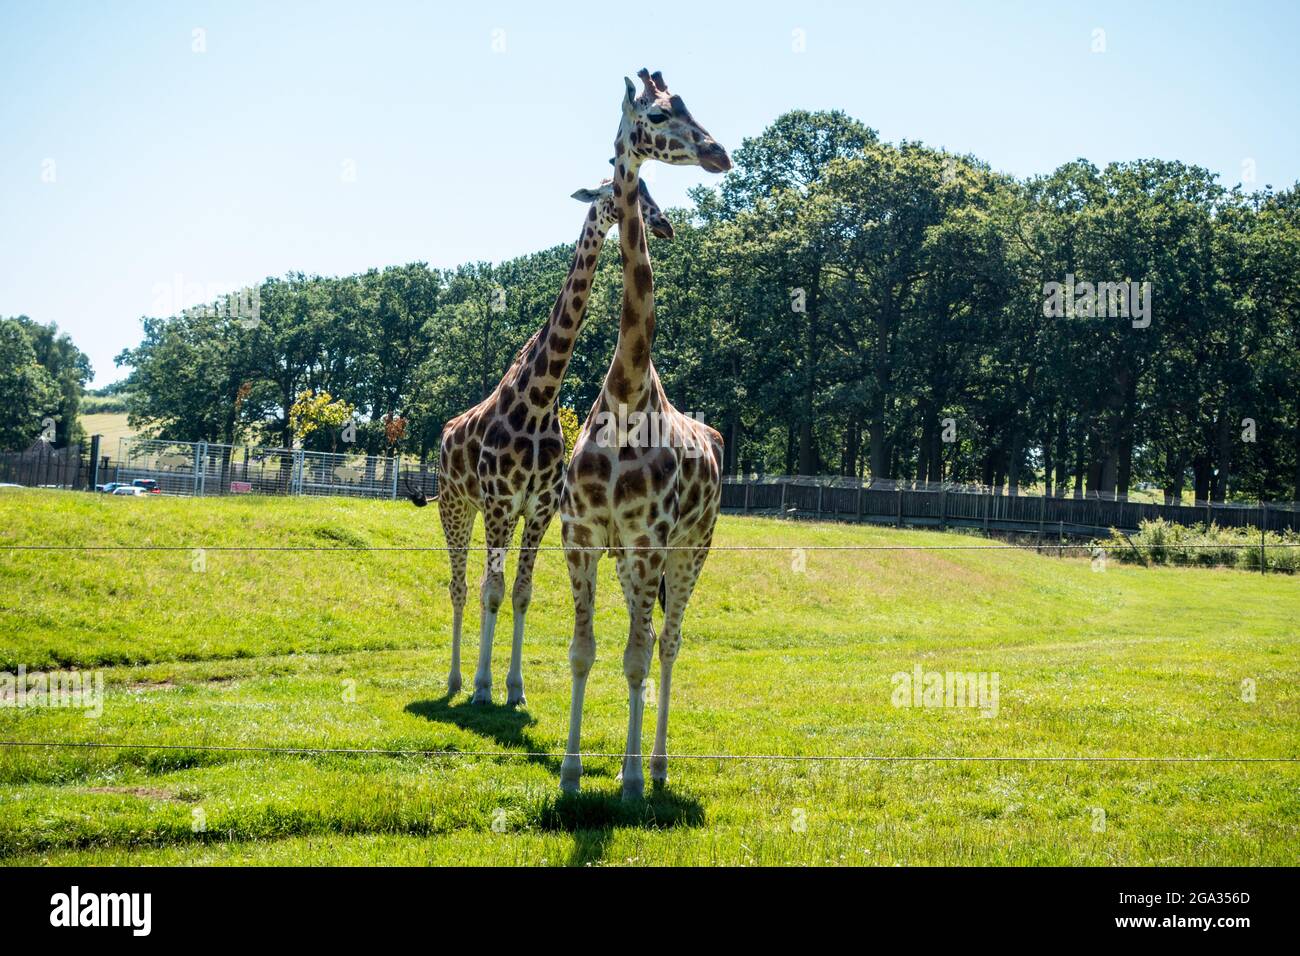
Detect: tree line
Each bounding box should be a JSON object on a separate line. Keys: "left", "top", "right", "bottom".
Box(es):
{"left": 100, "top": 110, "right": 1300, "bottom": 502}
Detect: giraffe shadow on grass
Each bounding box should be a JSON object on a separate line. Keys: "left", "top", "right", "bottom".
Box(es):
{"left": 536, "top": 789, "right": 707, "bottom": 866}
{"left": 404, "top": 696, "right": 705, "bottom": 865}
{"left": 405, "top": 695, "right": 566, "bottom": 774}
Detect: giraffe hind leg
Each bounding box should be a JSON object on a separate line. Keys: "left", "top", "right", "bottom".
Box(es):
{"left": 438, "top": 494, "right": 475, "bottom": 697}
{"left": 506, "top": 505, "right": 554, "bottom": 707}
{"left": 471, "top": 505, "right": 517, "bottom": 705}
{"left": 560, "top": 521, "right": 605, "bottom": 793}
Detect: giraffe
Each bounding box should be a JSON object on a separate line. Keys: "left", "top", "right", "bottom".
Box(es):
{"left": 419, "top": 176, "right": 674, "bottom": 706}
{"left": 559, "top": 69, "right": 731, "bottom": 798}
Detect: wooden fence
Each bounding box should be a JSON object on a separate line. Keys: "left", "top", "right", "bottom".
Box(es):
{"left": 720, "top": 478, "right": 1300, "bottom": 537}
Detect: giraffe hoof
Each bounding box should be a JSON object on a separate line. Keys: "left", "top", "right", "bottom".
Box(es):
{"left": 649, "top": 756, "right": 668, "bottom": 786}
{"left": 470, "top": 686, "right": 492, "bottom": 705}
{"left": 621, "top": 778, "right": 645, "bottom": 802}
{"left": 447, "top": 674, "right": 462, "bottom": 697}
{"left": 559, "top": 757, "right": 582, "bottom": 793}
{"left": 506, "top": 691, "right": 526, "bottom": 707}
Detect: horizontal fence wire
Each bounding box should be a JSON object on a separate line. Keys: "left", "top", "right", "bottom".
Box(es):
{"left": 0, "top": 543, "right": 1296, "bottom": 552}
{"left": 0, "top": 740, "right": 1295, "bottom": 763}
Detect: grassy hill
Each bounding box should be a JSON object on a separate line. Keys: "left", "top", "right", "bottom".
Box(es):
{"left": 77, "top": 412, "right": 137, "bottom": 449}
{"left": 0, "top": 489, "right": 1296, "bottom": 865}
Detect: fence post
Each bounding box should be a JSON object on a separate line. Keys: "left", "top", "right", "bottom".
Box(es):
{"left": 817, "top": 484, "right": 824, "bottom": 517}
{"left": 744, "top": 479, "right": 751, "bottom": 513}
{"left": 779, "top": 481, "right": 787, "bottom": 515}
{"left": 983, "top": 491, "right": 991, "bottom": 535}
{"left": 897, "top": 486, "right": 904, "bottom": 528}
{"left": 88, "top": 435, "right": 101, "bottom": 491}
{"left": 939, "top": 488, "right": 947, "bottom": 530}
{"left": 1037, "top": 494, "right": 1046, "bottom": 551}
{"left": 390, "top": 456, "right": 400, "bottom": 500}
{"left": 1260, "top": 502, "right": 1266, "bottom": 575}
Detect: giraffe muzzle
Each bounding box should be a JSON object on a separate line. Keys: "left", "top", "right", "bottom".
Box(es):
{"left": 698, "top": 143, "right": 732, "bottom": 174}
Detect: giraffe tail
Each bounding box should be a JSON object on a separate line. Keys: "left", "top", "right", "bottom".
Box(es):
{"left": 403, "top": 475, "right": 434, "bottom": 508}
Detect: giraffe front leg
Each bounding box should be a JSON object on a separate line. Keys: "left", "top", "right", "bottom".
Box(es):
{"left": 650, "top": 547, "right": 705, "bottom": 787}
{"left": 472, "top": 509, "right": 515, "bottom": 705}
{"left": 560, "top": 524, "right": 602, "bottom": 793}
{"left": 649, "top": 656, "right": 674, "bottom": 788}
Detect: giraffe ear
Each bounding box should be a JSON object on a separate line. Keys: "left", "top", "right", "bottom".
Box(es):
{"left": 571, "top": 188, "right": 602, "bottom": 203}
{"left": 623, "top": 76, "right": 637, "bottom": 111}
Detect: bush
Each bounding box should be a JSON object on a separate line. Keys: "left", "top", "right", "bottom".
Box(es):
{"left": 1097, "top": 518, "right": 1298, "bottom": 573}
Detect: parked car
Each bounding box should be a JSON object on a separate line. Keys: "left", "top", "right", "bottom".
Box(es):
{"left": 96, "top": 482, "right": 124, "bottom": 493}
{"left": 131, "top": 478, "right": 162, "bottom": 494}
{"left": 111, "top": 486, "right": 149, "bottom": 496}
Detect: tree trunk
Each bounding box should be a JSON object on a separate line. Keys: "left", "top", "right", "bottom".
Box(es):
{"left": 1163, "top": 451, "right": 1186, "bottom": 505}
{"left": 1212, "top": 409, "right": 1232, "bottom": 502}
{"left": 1007, "top": 430, "right": 1023, "bottom": 496}
{"left": 1293, "top": 413, "right": 1300, "bottom": 503}
{"left": 796, "top": 268, "right": 821, "bottom": 476}
{"left": 1192, "top": 456, "right": 1211, "bottom": 503}
{"left": 841, "top": 412, "right": 861, "bottom": 477}
{"left": 722, "top": 411, "right": 739, "bottom": 477}
{"left": 868, "top": 399, "right": 887, "bottom": 483}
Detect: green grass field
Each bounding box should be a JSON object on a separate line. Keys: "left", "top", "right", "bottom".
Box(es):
{"left": 0, "top": 488, "right": 1296, "bottom": 865}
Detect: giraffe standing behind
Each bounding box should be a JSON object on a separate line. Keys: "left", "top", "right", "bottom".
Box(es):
{"left": 426, "top": 178, "right": 674, "bottom": 705}
{"left": 559, "top": 70, "right": 731, "bottom": 798}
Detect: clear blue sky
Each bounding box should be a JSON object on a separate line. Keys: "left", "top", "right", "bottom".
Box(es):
{"left": 3, "top": 0, "right": 1297, "bottom": 387}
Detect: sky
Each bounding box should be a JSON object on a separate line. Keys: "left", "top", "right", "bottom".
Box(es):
{"left": 2, "top": 0, "right": 1298, "bottom": 387}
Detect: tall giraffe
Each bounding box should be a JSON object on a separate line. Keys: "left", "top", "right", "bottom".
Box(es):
{"left": 424, "top": 178, "right": 673, "bottom": 705}
{"left": 559, "top": 69, "right": 731, "bottom": 798}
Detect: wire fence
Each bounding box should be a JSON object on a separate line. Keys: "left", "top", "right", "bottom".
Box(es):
{"left": 1, "top": 740, "right": 1294, "bottom": 764}
{"left": 723, "top": 476, "right": 1300, "bottom": 538}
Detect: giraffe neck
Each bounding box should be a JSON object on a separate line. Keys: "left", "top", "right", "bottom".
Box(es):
{"left": 507, "top": 208, "right": 611, "bottom": 411}
{"left": 605, "top": 150, "right": 659, "bottom": 413}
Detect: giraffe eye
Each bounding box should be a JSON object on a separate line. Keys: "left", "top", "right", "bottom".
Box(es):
{"left": 646, "top": 111, "right": 670, "bottom": 124}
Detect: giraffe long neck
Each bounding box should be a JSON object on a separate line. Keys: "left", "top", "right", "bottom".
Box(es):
{"left": 508, "top": 208, "right": 610, "bottom": 409}
{"left": 605, "top": 151, "right": 658, "bottom": 413}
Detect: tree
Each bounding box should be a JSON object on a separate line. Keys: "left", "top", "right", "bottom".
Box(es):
{"left": 0, "top": 319, "right": 60, "bottom": 450}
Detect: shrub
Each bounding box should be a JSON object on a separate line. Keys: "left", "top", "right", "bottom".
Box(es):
{"left": 1097, "top": 519, "right": 1297, "bottom": 573}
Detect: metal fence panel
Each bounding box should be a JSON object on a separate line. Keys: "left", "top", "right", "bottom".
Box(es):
{"left": 720, "top": 477, "right": 1299, "bottom": 535}
{"left": 108, "top": 438, "right": 435, "bottom": 501}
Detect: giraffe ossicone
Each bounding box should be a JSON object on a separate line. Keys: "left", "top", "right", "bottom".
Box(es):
{"left": 424, "top": 167, "right": 672, "bottom": 706}
{"left": 559, "top": 68, "right": 730, "bottom": 799}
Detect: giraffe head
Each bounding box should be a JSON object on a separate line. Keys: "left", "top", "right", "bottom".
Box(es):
{"left": 616, "top": 68, "right": 731, "bottom": 174}
{"left": 571, "top": 176, "right": 675, "bottom": 240}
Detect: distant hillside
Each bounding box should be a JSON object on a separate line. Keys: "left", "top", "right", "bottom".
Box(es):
{"left": 78, "top": 412, "right": 137, "bottom": 449}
